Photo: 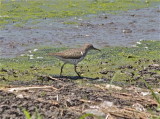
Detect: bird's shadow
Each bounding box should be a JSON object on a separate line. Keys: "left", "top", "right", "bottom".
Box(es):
{"left": 50, "top": 75, "right": 98, "bottom": 81}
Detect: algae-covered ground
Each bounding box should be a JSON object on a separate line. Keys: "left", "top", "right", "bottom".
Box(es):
{"left": 1, "top": 0, "right": 160, "bottom": 58}
{"left": 0, "top": 0, "right": 160, "bottom": 118}
{"left": 1, "top": 0, "right": 160, "bottom": 27}
{"left": 0, "top": 40, "right": 160, "bottom": 87}
{"left": 0, "top": 40, "right": 160, "bottom": 119}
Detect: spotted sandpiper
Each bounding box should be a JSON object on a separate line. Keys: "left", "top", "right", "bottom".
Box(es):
{"left": 49, "top": 44, "right": 100, "bottom": 77}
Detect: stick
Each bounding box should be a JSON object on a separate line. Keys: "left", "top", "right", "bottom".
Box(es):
{"left": 7, "top": 86, "right": 58, "bottom": 92}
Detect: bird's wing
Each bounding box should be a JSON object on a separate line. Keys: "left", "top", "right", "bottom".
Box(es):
{"left": 49, "top": 49, "right": 83, "bottom": 59}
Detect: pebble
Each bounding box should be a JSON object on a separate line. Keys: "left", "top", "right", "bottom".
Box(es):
{"left": 132, "top": 103, "right": 146, "bottom": 112}
{"left": 16, "top": 94, "right": 24, "bottom": 98}
{"left": 100, "top": 101, "right": 114, "bottom": 108}
{"left": 122, "top": 29, "right": 132, "bottom": 33}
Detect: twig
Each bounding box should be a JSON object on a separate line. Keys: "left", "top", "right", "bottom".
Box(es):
{"left": 7, "top": 86, "right": 58, "bottom": 92}
{"left": 79, "top": 99, "right": 95, "bottom": 104}
{"left": 47, "top": 76, "right": 62, "bottom": 81}
{"left": 36, "top": 98, "right": 59, "bottom": 106}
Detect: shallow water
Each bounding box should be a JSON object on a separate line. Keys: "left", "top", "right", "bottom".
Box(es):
{"left": 0, "top": 5, "right": 160, "bottom": 58}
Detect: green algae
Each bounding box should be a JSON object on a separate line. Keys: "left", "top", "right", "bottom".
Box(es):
{"left": 0, "top": 40, "right": 160, "bottom": 118}
{"left": 63, "top": 21, "right": 79, "bottom": 25}
{"left": 0, "top": 40, "right": 160, "bottom": 88}
{"left": 0, "top": 0, "right": 160, "bottom": 27}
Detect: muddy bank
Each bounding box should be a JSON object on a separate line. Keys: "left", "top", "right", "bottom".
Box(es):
{"left": 0, "top": 6, "right": 160, "bottom": 58}
{"left": 0, "top": 57, "right": 160, "bottom": 118}
{"left": 0, "top": 76, "right": 159, "bottom": 119}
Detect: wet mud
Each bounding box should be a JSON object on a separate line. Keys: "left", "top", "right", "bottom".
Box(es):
{"left": 0, "top": 6, "right": 160, "bottom": 58}
{"left": 0, "top": 4, "right": 160, "bottom": 119}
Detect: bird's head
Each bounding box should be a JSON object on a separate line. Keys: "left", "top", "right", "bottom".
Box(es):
{"left": 84, "top": 44, "right": 101, "bottom": 51}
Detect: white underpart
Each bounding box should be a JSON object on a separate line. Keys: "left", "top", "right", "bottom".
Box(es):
{"left": 81, "top": 51, "right": 83, "bottom": 55}
{"left": 56, "top": 56, "right": 85, "bottom": 65}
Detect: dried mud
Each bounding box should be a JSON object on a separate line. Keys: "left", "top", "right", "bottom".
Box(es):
{"left": 0, "top": 74, "right": 160, "bottom": 119}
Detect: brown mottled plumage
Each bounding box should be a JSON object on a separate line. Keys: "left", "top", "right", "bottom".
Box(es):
{"left": 49, "top": 44, "right": 100, "bottom": 77}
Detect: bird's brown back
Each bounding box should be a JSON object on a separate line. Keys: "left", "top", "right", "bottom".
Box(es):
{"left": 49, "top": 48, "right": 85, "bottom": 59}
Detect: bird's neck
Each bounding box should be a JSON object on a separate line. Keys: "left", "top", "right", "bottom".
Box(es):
{"left": 81, "top": 48, "right": 90, "bottom": 56}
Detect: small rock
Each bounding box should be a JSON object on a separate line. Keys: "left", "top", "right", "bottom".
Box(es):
{"left": 100, "top": 61, "right": 108, "bottom": 65}
{"left": 96, "top": 78, "right": 107, "bottom": 82}
{"left": 100, "top": 101, "right": 113, "bottom": 108}
{"left": 130, "top": 14, "right": 136, "bottom": 17}
{"left": 105, "top": 84, "right": 122, "bottom": 90}
{"left": 28, "top": 50, "right": 32, "bottom": 53}
{"left": 136, "top": 41, "right": 141, "bottom": 44}
{"left": 16, "top": 94, "right": 24, "bottom": 98}
{"left": 90, "top": 105, "right": 100, "bottom": 109}
{"left": 37, "top": 57, "right": 43, "bottom": 59}
{"left": 0, "top": 77, "right": 7, "bottom": 81}
{"left": 140, "top": 92, "right": 150, "bottom": 96}
{"left": 132, "top": 103, "right": 146, "bottom": 112}
{"left": 149, "top": 64, "right": 159, "bottom": 67}
{"left": 33, "top": 49, "right": 38, "bottom": 52}
{"left": 85, "top": 34, "right": 90, "bottom": 37}
{"left": 100, "top": 69, "right": 108, "bottom": 74}
{"left": 109, "top": 22, "right": 114, "bottom": 24}
{"left": 122, "top": 29, "right": 132, "bottom": 33}
{"left": 20, "top": 54, "right": 25, "bottom": 56}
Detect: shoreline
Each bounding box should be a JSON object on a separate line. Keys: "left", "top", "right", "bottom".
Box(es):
{"left": 0, "top": 5, "right": 160, "bottom": 58}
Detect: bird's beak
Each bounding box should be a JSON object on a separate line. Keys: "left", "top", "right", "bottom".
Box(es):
{"left": 93, "top": 47, "right": 101, "bottom": 51}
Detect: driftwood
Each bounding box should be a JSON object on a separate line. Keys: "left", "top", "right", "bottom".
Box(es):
{"left": 94, "top": 84, "right": 122, "bottom": 90}
{"left": 0, "top": 78, "right": 159, "bottom": 119}
{"left": 7, "top": 86, "right": 58, "bottom": 92}
{"left": 111, "top": 92, "right": 158, "bottom": 107}
{"left": 35, "top": 98, "right": 59, "bottom": 106}
{"left": 102, "top": 106, "right": 151, "bottom": 119}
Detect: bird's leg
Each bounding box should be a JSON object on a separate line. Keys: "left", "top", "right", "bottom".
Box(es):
{"left": 74, "top": 65, "right": 81, "bottom": 77}
{"left": 60, "top": 63, "right": 66, "bottom": 76}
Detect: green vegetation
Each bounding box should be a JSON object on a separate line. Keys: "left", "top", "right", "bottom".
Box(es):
{"left": 1, "top": 1, "right": 160, "bottom": 118}
{"left": 0, "top": 40, "right": 160, "bottom": 118}
{"left": 23, "top": 108, "right": 43, "bottom": 119}
{"left": 0, "top": 0, "right": 160, "bottom": 27}
{"left": 0, "top": 40, "right": 160, "bottom": 88}
{"left": 79, "top": 113, "right": 103, "bottom": 119}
